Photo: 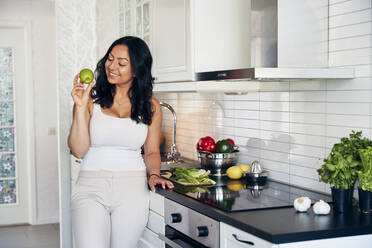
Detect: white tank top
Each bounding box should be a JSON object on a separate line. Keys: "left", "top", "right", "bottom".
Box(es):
{"left": 81, "top": 104, "right": 148, "bottom": 171}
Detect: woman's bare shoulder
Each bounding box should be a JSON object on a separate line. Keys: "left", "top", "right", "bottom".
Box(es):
{"left": 150, "top": 97, "right": 161, "bottom": 110}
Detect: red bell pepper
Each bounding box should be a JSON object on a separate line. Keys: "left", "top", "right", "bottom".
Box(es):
{"left": 196, "top": 136, "right": 216, "bottom": 152}
{"left": 225, "top": 138, "right": 235, "bottom": 147}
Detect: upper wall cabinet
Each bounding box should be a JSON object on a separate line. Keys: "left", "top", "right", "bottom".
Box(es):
{"left": 119, "top": 0, "right": 153, "bottom": 50}
{"left": 152, "top": 0, "right": 251, "bottom": 83}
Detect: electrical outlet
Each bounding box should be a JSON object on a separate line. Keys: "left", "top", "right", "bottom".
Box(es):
{"left": 48, "top": 127, "right": 56, "bottom": 136}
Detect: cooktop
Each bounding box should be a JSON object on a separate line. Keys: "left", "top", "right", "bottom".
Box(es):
{"left": 172, "top": 176, "right": 332, "bottom": 212}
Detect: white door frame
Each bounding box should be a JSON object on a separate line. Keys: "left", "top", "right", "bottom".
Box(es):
{"left": 0, "top": 20, "right": 36, "bottom": 225}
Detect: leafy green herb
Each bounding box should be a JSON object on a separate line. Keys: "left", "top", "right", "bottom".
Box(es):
{"left": 358, "top": 147, "right": 372, "bottom": 191}
{"left": 169, "top": 167, "right": 216, "bottom": 185}
{"left": 317, "top": 131, "right": 372, "bottom": 189}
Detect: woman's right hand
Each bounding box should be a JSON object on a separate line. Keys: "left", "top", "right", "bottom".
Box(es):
{"left": 71, "top": 73, "right": 94, "bottom": 107}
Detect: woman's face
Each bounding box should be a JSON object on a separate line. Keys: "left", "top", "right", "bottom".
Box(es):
{"left": 105, "top": 45, "right": 135, "bottom": 86}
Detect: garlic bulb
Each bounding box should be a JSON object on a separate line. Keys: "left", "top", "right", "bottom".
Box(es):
{"left": 313, "top": 200, "right": 330, "bottom": 215}
{"left": 293, "top": 197, "right": 311, "bottom": 212}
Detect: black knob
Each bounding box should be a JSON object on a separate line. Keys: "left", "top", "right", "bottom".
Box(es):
{"left": 197, "top": 226, "right": 209, "bottom": 237}
{"left": 171, "top": 213, "right": 182, "bottom": 223}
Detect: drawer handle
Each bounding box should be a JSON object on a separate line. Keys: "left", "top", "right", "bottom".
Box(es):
{"left": 232, "top": 234, "right": 254, "bottom": 246}
{"left": 158, "top": 233, "right": 183, "bottom": 248}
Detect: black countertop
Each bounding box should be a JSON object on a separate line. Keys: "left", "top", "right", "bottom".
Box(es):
{"left": 156, "top": 187, "right": 372, "bottom": 244}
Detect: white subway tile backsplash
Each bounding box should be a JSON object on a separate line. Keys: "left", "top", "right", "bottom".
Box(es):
{"left": 261, "top": 150, "right": 289, "bottom": 163}
{"left": 290, "top": 123, "right": 326, "bottom": 136}
{"left": 290, "top": 133, "right": 326, "bottom": 147}
{"left": 326, "top": 78, "right": 372, "bottom": 90}
{"left": 260, "top": 121, "right": 290, "bottom": 132}
{"left": 329, "top": 22, "right": 372, "bottom": 40}
{"left": 326, "top": 102, "right": 370, "bottom": 115}
{"left": 326, "top": 125, "right": 371, "bottom": 138}
{"left": 329, "top": 48, "right": 372, "bottom": 67}
{"left": 353, "top": 64, "right": 372, "bottom": 78}
{"left": 289, "top": 144, "right": 325, "bottom": 158}
{"left": 329, "top": 9, "right": 371, "bottom": 27}
{"left": 260, "top": 159, "right": 290, "bottom": 173}
{"left": 326, "top": 90, "right": 371, "bottom": 103}
{"left": 290, "top": 175, "right": 325, "bottom": 192}
{"left": 290, "top": 102, "right": 326, "bottom": 113}
{"left": 290, "top": 154, "right": 324, "bottom": 169}
{"left": 260, "top": 111, "right": 289, "bottom": 122}
{"left": 329, "top": 0, "right": 371, "bottom": 17}
{"left": 263, "top": 140, "right": 291, "bottom": 153}
{"left": 235, "top": 136, "right": 261, "bottom": 149}
{"left": 267, "top": 170, "right": 290, "bottom": 184}
{"left": 329, "top": 35, "right": 372, "bottom": 52}
{"left": 326, "top": 114, "right": 370, "bottom": 128}
{"left": 290, "top": 91, "right": 326, "bottom": 102}
{"left": 234, "top": 119, "right": 259, "bottom": 129}
{"left": 233, "top": 101, "right": 259, "bottom": 110}
{"left": 290, "top": 112, "right": 326, "bottom": 125}
{"left": 235, "top": 110, "right": 259, "bottom": 119}
{"left": 260, "top": 101, "right": 290, "bottom": 112}
{"left": 290, "top": 165, "right": 319, "bottom": 180}
{"left": 260, "top": 92, "right": 289, "bottom": 101}
{"left": 158, "top": 1, "right": 371, "bottom": 193}
{"left": 261, "top": 130, "right": 291, "bottom": 143}
{"left": 234, "top": 127, "right": 260, "bottom": 139}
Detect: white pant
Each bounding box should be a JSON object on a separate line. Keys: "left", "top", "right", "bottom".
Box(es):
{"left": 72, "top": 170, "right": 149, "bottom": 248}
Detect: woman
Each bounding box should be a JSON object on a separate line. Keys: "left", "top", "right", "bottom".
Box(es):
{"left": 68, "top": 36, "right": 173, "bottom": 248}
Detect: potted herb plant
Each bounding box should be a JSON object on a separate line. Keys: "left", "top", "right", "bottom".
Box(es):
{"left": 317, "top": 131, "right": 372, "bottom": 213}
{"left": 358, "top": 147, "right": 372, "bottom": 213}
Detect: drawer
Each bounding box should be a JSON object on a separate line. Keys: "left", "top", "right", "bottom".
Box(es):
{"left": 137, "top": 227, "right": 165, "bottom": 248}
{"left": 149, "top": 191, "right": 164, "bottom": 216}
{"left": 221, "top": 222, "right": 274, "bottom": 248}
{"left": 147, "top": 210, "right": 165, "bottom": 235}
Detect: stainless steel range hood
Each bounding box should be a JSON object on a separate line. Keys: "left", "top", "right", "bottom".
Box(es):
{"left": 194, "top": 0, "right": 354, "bottom": 81}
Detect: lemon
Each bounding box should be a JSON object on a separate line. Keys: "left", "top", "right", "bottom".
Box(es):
{"left": 80, "top": 68, "right": 94, "bottom": 84}
{"left": 226, "top": 166, "right": 243, "bottom": 179}
{"left": 239, "top": 164, "right": 251, "bottom": 172}
{"left": 227, "top": 180, "right": 244, "bottom": 191}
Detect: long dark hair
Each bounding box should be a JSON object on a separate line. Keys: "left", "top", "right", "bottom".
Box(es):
{"left": 91, "top": 36, "right": 154, "bottom": 125}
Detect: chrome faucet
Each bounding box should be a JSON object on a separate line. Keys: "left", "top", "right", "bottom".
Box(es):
{"left": 160, "top": 102, "right": 181, "bottom": 163}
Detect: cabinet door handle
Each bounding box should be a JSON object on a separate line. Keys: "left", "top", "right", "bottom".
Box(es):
{"left": 158, "top": 233, "right": 183, "bottom": 248}
{"left": 232, "top": 234, "right": 254, "bottom": 246}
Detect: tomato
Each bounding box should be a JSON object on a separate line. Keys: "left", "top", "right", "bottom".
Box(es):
{"left": 196, "top": 136, "right": 216, "bottom": 152}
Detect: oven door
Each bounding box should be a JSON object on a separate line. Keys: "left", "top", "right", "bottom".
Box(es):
{"left": 158, "top": 225, "right": 208, "bottom": 248}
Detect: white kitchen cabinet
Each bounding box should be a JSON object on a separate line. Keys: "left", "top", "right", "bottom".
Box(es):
{"left": 119, "top": 0, "right": 153, "bottom": 50}
{"left": 220, "top": 222, "right": 276, "bottom": 248}
{"left": 221, "top": 222, "right": 372, "bottom": 248}
{"left": 152, "top": 0, "right": 251, "bottom": 82}
{"left": 278, "top": 234, "right": 372, "bottom": 248}
{"left": 137, "top": 191, "right": 165, "bottom": 248}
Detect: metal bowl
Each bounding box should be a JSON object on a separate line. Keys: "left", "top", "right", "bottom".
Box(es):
{"left": 244, "top": 170, "right": 269, "bottom": 184}
{"left": 197, "top": 151, "right": 238, "bottom": 176}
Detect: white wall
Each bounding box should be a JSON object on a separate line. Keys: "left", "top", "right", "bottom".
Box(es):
{"left": 56, "top": 0, "right": 96, "bottom": 246}
{"left": 155, "top": 0, "right": 372, "bottom": 194}
{"left": 96, "top": 0, "right": 120, "bottom": 60}
{"left": 0, "top": 0, "right": 59, "bottom": 224}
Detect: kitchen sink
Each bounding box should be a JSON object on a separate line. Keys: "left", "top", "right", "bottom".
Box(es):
{"left": 160, "top": 157, "right": 199, "bottom": 171}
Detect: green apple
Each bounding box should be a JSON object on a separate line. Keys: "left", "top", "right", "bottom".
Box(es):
{"left": 79, "top": 68, "right": 94, "bottom": 84}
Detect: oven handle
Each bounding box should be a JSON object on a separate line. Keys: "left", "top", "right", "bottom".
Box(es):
{"left": 158, "top": 233, "right": 184, "bottom": 248}
{"left": 232, "top": 234, "right": 255, "bottom": 246}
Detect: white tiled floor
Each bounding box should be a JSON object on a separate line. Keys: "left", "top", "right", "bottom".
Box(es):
{"left": 0, "top": 224, "right": 59, "bottom": 248}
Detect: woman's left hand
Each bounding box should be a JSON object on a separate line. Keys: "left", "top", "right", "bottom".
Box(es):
{"left": 148, "top": 175, "right": 174, "bottom": 192}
